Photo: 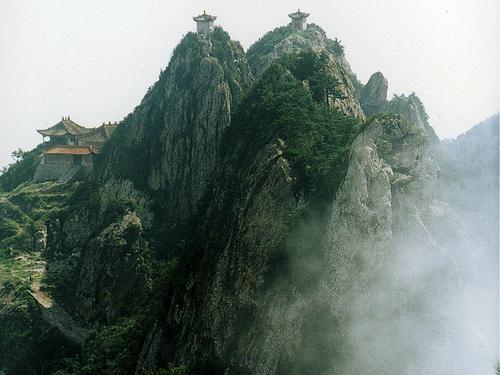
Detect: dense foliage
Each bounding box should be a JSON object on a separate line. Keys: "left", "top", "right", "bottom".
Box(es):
{"left": 0, "top": 147, "right": 45, "bottom": 192}
{"left": 64, "top": 315, "right": 148, "bottom": 375}
{"left": 280, "top": 50, "right": 344, "bottom": 105}
{"left": 225, "top": 51, "right": 359, "bottom": 198}
{"left": 326, "top": 38, "right": 345, "bottom": 56}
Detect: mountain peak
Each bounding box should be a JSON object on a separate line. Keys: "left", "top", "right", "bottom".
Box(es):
{"left": 360, "top": 71, "right": 388, "bottom": 116}
{"left": 246, "top": 23, "right": 365, "bottom": 120}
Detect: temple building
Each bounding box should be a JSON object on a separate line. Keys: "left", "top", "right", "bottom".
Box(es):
{"left": 37, "top": 117, "right": 117, "bottom": 147}
{"left": 78, "top": 122, "right": 119, "bottom": 148}
{"left": 34, "top": 117, "right": 118, "bottom": 183}
{"left": 193, "top": 11, "right": 217, "bottom": 33}
{"left": 288, "top": 9, "right": 310, "bottom": 31}
{"left": 34, "top": 146, "right": 99, "bottom": 183}
{"left": 37, "top": 116, "right": 92, "bottom": 146}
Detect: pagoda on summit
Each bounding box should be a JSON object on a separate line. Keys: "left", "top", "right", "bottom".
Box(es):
{"left": 288, "top": 9, "right": 310, "bottom": 31}
{"left": 193, "top": 11, "right": 217, "bottom": 34}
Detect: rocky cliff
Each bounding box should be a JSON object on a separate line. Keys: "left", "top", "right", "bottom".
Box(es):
{"left": 385, "top": 93, "right": 438, "bottom": 142}
{"left": 359, "top": 71, "right": 388, "bottom": 116}
{"left": 157, "top": 102, "right": 497, "bottom": 374}
{"left": 322, "top": 114, "right": 442, "bottom": 373}
{"left": 43, "top": 27, "right": 254, "bottom": 324}
{"left": 247, "top": 24, "right": 365, "bottom": 121}
{"left": 0, "top": 28, "right": 255, "bottom": 374}
{"left": 0, "top": 20, "right": 498, "bottom": 375}
{"left": 97, "top": 27, "right": 253, "bottom": 250}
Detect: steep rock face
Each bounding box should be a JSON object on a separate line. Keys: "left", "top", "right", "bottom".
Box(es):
{"left": 162, "top": 109, "right": 497, "bottom": 375}
{"left": 247, "top": 25, "right": 365, "bottom": 121}
{"left": 155, "top": 58, "right": 361, "bottom": 374}
{"left": 324, "top": 113, "right": 436, "bottom": 322}
{"left": 74, "top": 211, "right": 151, "bottom": 323}
{"left": 166, "top": 138, "right": 298, "bottom": 371}
{"left": 359, "top": 75, "right": 439, "bottom": 146}
{"left": 97, "top": 28, "right": 253, "bottom": 246}
{"left": 360, "top": 71, "right": 388, "bottom": 116}
{"left": 321, "top": 114, "right": 497, "bottom": 374}
{"left": 160, "top": 112, "right": 439, "bottom": 375}
{"left": 44, "top": 28, "right": 253, "bottom": 326}
{"left": 45, "top": 179, "right": 153, "bottom": 323}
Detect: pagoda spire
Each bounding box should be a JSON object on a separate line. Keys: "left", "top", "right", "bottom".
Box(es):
{"left": 193, "top": 11, "right": 217, "bottom": 34}
{"left": 288, "top": 9, "right": 310, "bottom": 31}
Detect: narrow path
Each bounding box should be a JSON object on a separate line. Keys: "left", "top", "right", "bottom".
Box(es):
{"left": 29, "top": 278, "right": 54, "bottom": 308}
{"left": 2, "top": 252, "right": 91, "bottom": 346}
{"left": 24, "top": 253, "right": 92, "bottom": 346}
{"left": 22, "top": 254, "right": 54, "bottom": 308}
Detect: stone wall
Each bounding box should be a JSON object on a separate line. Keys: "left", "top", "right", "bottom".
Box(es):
{"left": 33, "top": 154, "right": 94, "bottom": 182}
{"left": 44, "top": 154, "right": 74, "bottom": 166}
{"left": 197, "top": 21, "right": 214, "bottom": 34}
{"left": 33, "top": 163, "right": 71, "bottom": 182}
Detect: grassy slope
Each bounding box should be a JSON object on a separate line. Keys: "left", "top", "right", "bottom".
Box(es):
{"left": 0, "top": 180, "right": 81, "bottom": 373}
{"left": 0, "top": 181, "right": 79, "bottom": 252}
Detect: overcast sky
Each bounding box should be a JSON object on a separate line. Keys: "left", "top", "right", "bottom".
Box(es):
{"left": 0, "top": 0, "right": 498, "bottom": 169}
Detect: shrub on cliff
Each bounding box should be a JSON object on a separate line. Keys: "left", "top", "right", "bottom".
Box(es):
{"left": 327, "top": 38, "right": 345, "bottom": 56}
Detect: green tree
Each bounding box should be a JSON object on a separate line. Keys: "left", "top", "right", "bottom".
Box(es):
{"left": 327, "top": 37, "right": 345, "bottom": 56}
{"left": 280, "top": 50, "right": 344, "bottom": 106}
{"left": 226, "top": 54, "right": 358, "bottom": 198}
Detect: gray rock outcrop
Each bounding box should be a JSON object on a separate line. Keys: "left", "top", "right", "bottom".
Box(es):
{"left": 97, "top": 28, "right": 253, "bottom": 249}
{"left": 161, "top": 109, "right": 498, "bottom": 374}
{"left": 320, "top": 114, "right": 497, "bottom": 374}
{"left": 166, "top": 137, "right": 298, "bottom": 371}
{"left": 360, "top": 71, "right": 388, "bottom": 116}
{"left": 43, "top": 28, "right": 253, "bottom": 326}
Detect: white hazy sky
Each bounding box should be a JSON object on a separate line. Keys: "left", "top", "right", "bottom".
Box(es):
{"left": 0, "top": 0, "right": 498, "bottom": 169}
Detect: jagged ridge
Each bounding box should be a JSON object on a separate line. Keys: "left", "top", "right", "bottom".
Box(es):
{"left": 0, "top": 18, "right": 497, "bottom": 375}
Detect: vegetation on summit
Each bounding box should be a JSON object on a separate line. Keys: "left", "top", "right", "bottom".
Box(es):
{"left": 226, "top": 50, "right": 359, "bottom": 197}
{"left": 246, "top": 26, "right": 295, "bottom": 73}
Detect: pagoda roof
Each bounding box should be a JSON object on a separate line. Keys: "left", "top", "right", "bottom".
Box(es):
{"left": 78, "top": 122, "right": 118, "bottom": 144}
{"left": 288, "top": 9, "right": 310, "bottom": 19}
{"left": 37, "top": 117, "right": 93, "bottom": 137}
{"left": 193, "top": 11, "right": 217, "bottom": 22}
{"left": 44, "top": 146, "right": 99, "bottom": 155}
